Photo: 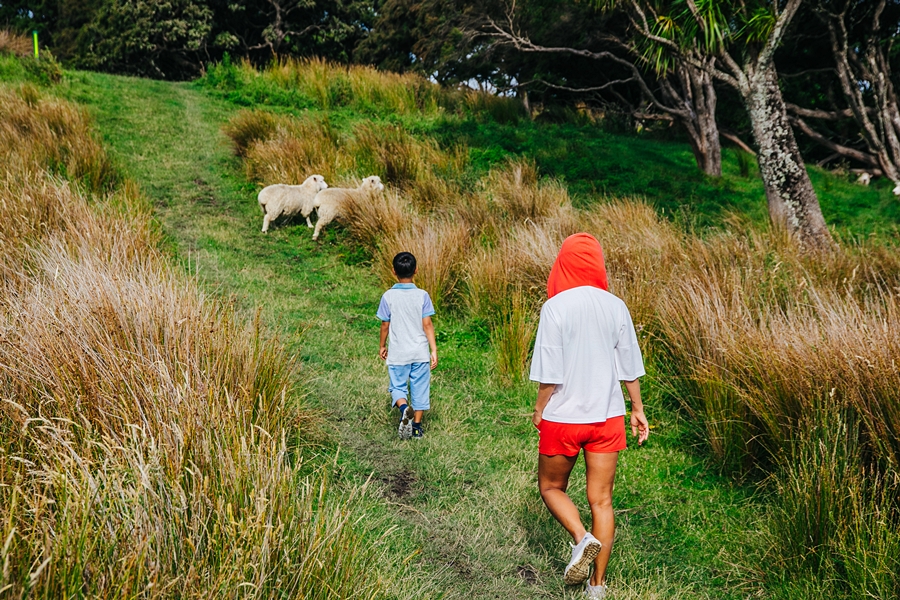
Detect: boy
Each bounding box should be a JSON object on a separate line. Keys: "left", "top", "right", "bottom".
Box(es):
{"left": 377, "top": 252, "right": 438, "bottom": 439}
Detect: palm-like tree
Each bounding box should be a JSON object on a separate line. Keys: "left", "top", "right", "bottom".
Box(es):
{"left": 613, "top": 0, "right": 833, "bottom": 249}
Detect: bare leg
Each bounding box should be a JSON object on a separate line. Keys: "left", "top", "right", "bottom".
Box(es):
{"left": 538, "top": 454, "right": 588, "bottom": 544}
{"left": 413, "top": 410, "right": 424, "bottom": 424}
{"left": 584, "top": 451, "right": 618, "bottom": 586}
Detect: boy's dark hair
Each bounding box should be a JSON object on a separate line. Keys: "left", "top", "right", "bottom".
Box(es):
{"left": 393, "top": 252, "right": 416, "bottom": 278}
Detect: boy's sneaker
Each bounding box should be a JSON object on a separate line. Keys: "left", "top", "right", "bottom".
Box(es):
{"left": 563, "top": 532, "right": 602, "bottom": 585}
{"left": 584, "top": 583, "right": 607, "bottom": 599}
{"left": 398, "top": 404, "right": 414, "bottom": 440}
{"left": 411, "top": 424, "right": 424, "bottom": 439}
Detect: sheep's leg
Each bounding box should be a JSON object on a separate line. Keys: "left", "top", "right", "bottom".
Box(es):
{"left": 262, "top": 212, "right": 272, "bottom": 233}
{"left": 302, "top": 208, "right": 314, "bottom": 228}
{"left": 312, "top": 214, "right": 331, "bottom": 240}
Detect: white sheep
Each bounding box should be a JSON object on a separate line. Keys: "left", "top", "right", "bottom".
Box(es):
{"left": 893, "top": 181, "right": 900, "bottom": 196}
{"left": 857, "top": 172, "right": 872, "bottom": 186}
{"left": 257, "top": 175, "right": 328, "bottom": 233}
{"left": 311, "top": 175, "right": 385, "bottom": 241}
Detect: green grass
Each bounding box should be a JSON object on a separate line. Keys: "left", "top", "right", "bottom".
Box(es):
{"left": 44, "top": 69, "right": 807, "bottom": 598}
{"left": 197, "top": 58, "right": 900, "bottom": 238}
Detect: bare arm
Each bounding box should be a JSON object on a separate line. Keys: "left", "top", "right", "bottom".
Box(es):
{"left": 532, "top": 383, "right": 556, "bottom": 429}
{"left": 422, "top": 316, "right": 438, "bottom": 369}
{"left": 379, "top": 321, "right": 389, "bottom": 361}
{"left": 624, "top": 378, "right": 649, "bottom": 445}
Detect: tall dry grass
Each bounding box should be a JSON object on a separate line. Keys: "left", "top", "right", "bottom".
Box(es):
{"left": 0, "top": 30, "right": 32, "bottom": 56}
{"left": 206, "top": 56, "right": 525, "bottom": 122}
{"left": 1, "top": 85, "right": 118, "bottom": 194}
{"left": 242, "top": 113, "right": 350, "bottom": 184}
{"left": 375, "top": 217, "right": 472, "bottom": 313}
{"left": 0, "top": 83, "right": 385, "bottom": 597}
{"left": 233, "top": 110, "right": 468, "bottom": 197}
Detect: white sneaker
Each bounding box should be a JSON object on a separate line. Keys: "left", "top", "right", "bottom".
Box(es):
{"left": 563, "top": 532, "right": 602, "bottom": 585}
{"left": 585, "top": 582, "right": 608, "bottom": 599}
{"left": 398, "top": 404, "right": 414, "bottom": 440}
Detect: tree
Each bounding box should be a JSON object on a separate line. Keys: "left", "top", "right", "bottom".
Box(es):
{"left": 786, "top": 0, "right": 900, "bottom": 183}
{"left": 3, "top": 0, "right": 376, "bottom": 79}
{"left": 483, "top": 2, "right": 724, "bottom": 176}
{"left": 71, "top": 0, "right": 215, "bottom": 78}
{"left": 619, "top": 0, "right": 833, "bottom": 249}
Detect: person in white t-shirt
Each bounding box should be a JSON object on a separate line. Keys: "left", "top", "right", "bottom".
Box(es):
{"left": 377, "top": 252, "right": 438, "bottom": 440}
{"left": 529, "top": 233, "right": 649, "bottom": 598}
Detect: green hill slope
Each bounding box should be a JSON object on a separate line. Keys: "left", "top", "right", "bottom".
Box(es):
{"left": 196, "top": 57, "right": 900, "bottom": 238}
{"left": 48, "top": 69, "right": 783, "bottom": 599}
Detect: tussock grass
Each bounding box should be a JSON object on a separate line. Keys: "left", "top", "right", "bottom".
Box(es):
{"left": 222, "top": 108, "right": 278, "bottom": 156}
{"left": 1, "top": 86, "right": 117, "bottom": 193}
{"left": 0, "top": 83, "right": 385, "bottom": 597}
{"left": 482, "top": 158, "right": 570, "bottom": 223}
{"left": 234, "top": 110, "right": 467, "bottom": 196}
{"left": 243, "top": 114, "right": 349, "bottom": 184}
{"left": 341, "top": 187, "right": 416, "bottom": 249}
{"left": 375, "top": 217, "right": 471, "bottom": 312}
{"left": 203, "top": 56, "right": 525, "bottom": 122}
{"left": 350, "top": 122, "right": 467, "bottom": 190}
{"left": 491, "top": 288, "right": 538, "bottom": 383}
{"left": 0, "top": 30, "right": 31, "bottom": 56}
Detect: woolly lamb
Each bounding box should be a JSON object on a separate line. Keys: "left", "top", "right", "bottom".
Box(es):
{"left": 311, "top": 175, "right": 385, "bottom": 241}
{"left": 893, "top": 181, "right": 900, "bottom": 196}
{"left": 857, "top": 172, "right": 872, "bottom": 186}
{"left": 258, "top": 175, "right": 328, "bottom": 233}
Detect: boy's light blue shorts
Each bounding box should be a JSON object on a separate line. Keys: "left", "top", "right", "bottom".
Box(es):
{"left": 388, "top": 362, "right": 431, "bottom": 411}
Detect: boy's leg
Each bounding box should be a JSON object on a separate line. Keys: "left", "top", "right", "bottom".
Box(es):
{"left": 407, "top": 362, "right": 431, "bottom": 424}
{"left": 388, "top": 364, "right": 411, "bottom": 409}
{"left": 388, "top": 364, "right": 414, "bottom": 439}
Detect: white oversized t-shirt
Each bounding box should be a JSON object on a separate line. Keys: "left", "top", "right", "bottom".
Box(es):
{"left": 529, "top": 286, "right": 645, "bottom": 423}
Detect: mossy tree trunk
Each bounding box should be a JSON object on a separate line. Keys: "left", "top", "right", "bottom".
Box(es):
{"left": 673, "top": 59, "right": 722, "bottom": 177}
{"left": 744, "top": 66, "right": 832, "bottom": 249}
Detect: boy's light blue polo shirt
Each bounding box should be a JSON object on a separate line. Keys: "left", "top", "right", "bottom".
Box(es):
{"left": 377, "top": 283, "right": 435, "bottom": 365}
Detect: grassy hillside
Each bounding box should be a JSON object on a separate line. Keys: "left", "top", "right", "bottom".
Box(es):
{"left": 200, "top": 58, "right": 899, "bottom": 599}
{"left": 199, "top": 57, "right": 900, "bottom": 237}
{"left": 2, "top": 47, "right": 897, "bottom": 599}
{"left": 53, "top": 69, "right": 778, "bottom": 599}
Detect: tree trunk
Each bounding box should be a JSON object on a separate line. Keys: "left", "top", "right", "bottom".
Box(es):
{"left": 682, "top": 62, "right": 722, "bottom": 176}
{"left": 745, "top": 66, "right": 833, "bottom": 249}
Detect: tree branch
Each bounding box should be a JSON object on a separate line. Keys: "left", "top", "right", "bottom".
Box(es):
{"left": 786, "top": 102, "right": 865, "bottom": 121}
{"left": 482, "top": 17, "right": 692, "bottom": 119}
{"left": 758, "top": 0, "right": 803, "bottom": 68}
{"left": 790, "top": 116, "right": 880, "bottom": 167}
{"left": 720, "top": 130, "right": 756, "bottom": 156}
{"left": 520, "top": 77, "right": 639, "bottom": 94}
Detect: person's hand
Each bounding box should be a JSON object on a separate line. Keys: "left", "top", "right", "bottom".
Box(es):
{"left": 430, "top": 351, "right": 438, "bottom": 369}
{"left": 631, "top": 410, "right": 649, "bottom": 445}
{"left": 379, "top": 346, "right": 388, "bottom": 361}
{"left": 532, "top": 411, "right": 542, "bottom": 430}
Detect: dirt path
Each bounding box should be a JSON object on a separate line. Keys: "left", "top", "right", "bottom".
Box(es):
{"left": 61, "top": 71, "right": 768, "bottom": 600}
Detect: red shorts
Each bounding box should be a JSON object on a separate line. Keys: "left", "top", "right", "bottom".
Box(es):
{"left": 538, "top": 416, "right": 626, "bottom": 456}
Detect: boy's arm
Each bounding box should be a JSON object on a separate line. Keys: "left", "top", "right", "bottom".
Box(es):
{"left": 379, "top": 321, "right": 390, "bottom": 361}
{"left": 422, "top": 316, "right": 437, "bottom": 369}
